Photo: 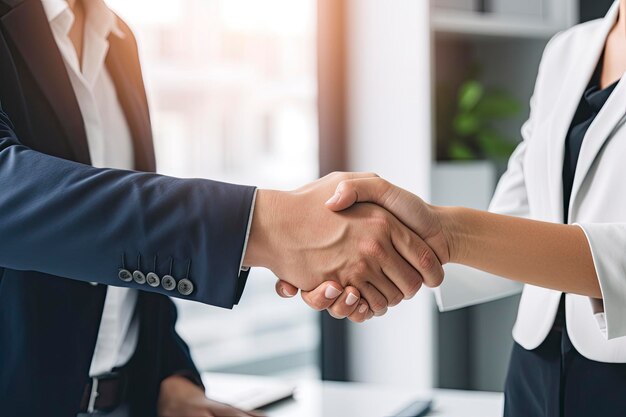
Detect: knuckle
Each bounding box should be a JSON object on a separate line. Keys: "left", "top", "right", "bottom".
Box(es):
{"left": 389, "top": 290, "right": 404, "bottom": 307}
{"left": 369, "top": 297, "right": 387, "bottom": 313}
{"left": 351, "top": 260, "right": 370, "bottom": 278}
{"left": 405, "top": 275, "right": 423, "bottom": 298}
{"left": 336, "top": 179, "right": 351, "bottom": 193}
{"left": 416, "top": 246, "right": 437, "bottom": 274}
{"left": 360, "top": 239, "right": 387, "bottom": 260}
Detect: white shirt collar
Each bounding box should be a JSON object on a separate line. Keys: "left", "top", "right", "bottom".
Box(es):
{"left": 41, "top": 0, "right": 125, "bottom": 39}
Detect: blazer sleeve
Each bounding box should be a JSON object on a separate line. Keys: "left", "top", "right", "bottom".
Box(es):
{"left": 576, "top": 223, "right": 626, "bottom": 340}
{"left": 0, "top": 104, "right": 256, "bottom": 309}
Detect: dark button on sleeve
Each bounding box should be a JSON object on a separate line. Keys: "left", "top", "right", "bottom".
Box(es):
{"left": 162, "top": 275, "right": 176, "bottom": 291}
{"left": 177, "top": 279, "right": 194, "bottom": 296}
{"left": 133, "top": 270, "right": 146, "bottom": 284}
{"left": 118, "top": 269, "right": 132, "bottom": 282}
{"left": 146, "top": 272, "right": 160, "bottom": 287}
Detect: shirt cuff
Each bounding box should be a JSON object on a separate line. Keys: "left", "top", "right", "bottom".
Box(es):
{"left": 238, "top": 189, "right": 257, "bottom": 274}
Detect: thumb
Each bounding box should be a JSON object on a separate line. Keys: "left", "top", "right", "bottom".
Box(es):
{"left": 275, "top": 280, "right": 299, "bottom": 298}
{"left": 325, "top": 177, "right": 392, "bottom": 212}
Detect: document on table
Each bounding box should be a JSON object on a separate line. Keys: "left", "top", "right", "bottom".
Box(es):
{"left": 202, "top": 373, "right": 295, "bottom": 411}
{"left": 433, "top": 263, "right": 523, "bottom": 311}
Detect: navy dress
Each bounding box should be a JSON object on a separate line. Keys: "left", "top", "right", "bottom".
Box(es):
{"left": 503, "top": 67, "right": 626, "bottom": 417}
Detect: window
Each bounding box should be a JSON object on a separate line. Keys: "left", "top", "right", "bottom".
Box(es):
{"left": 108, "top": 0, "right": 319, "bottom": 378}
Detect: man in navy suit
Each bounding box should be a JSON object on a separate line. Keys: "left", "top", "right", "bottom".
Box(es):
{"left": 0, "top": 0, "right": 443, "bottom": 415}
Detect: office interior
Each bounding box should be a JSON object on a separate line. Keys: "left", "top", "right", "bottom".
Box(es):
{"left": 74, "top": 0, "right": 615, "bottom": 415}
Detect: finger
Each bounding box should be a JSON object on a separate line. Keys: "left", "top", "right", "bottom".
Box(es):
{"left": 367, "top": 266, "right": 404, "bottom": 308}
{"left": 374, "top": 307, "right": 388, "bottom": 317}
{"left": 325, "top": 177, "right": 392, "bottom": 211}
{"left": 356, "top": 280, "right": 388, "bottom": 313}
{"left": 391, "top": 221, "right": 445, "bottom": 288}
{"left": 275, "top": 280, "right": 299, "bottom": 298}
{"left": 327, "top": 286, "right": 362, "bottom": 319}
{"left": 347, "top": 299, "right": 372, "bottom": 323}
{"left": 300, "top": 281, "right": 344, "bottom": 311}
{"left": 379, "top": 242, "right": 423, "bottom": 300}
{"left": 247, "top": 410, "right": 266, "bottom": 417}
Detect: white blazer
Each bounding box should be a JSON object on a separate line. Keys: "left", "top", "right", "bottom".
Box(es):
{"left": 443, "top": 1, "right": 626, "bottom": 363}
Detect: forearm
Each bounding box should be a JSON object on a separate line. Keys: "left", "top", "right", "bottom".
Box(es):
{"left": 0, "top": 109, "right": 255, "bottom": 306}
{"left": 439, "top": 206, "right": 601, "bottom": 298}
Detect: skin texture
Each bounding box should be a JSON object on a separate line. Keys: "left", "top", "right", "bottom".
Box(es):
{"left": 280, "top": 2, "right": 626, "bottom": 317}
{"left": 323, "top": 177, "right": 601, "bottom": 299}
{"left": 244, "top": 173, "right": 444, "bottom": 313}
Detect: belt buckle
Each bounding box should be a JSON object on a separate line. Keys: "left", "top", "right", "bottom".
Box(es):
{"left": 87, "top": 377, "right": 100, "bottom": 413}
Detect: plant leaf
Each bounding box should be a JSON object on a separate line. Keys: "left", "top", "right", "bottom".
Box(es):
{"left": 474, "top": 92, "right": 522, "bottom": 119}
{"left": 453, "top": 113, "right": 481, "bottom": 136}
{"left": 449, "top": 142, "right": 476, "bottom": 160}
{"left": 458, "top": 80, "right": 484, "bottom": 112}
{"left": 477, "top": 130, "right": 518, "bottom": 159}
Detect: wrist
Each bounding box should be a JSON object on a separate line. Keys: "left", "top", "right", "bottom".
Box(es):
{"left": 434, "top": 205, "right": 468, "bottom": 265}
{"left": 243, "top": 189, "right": 286, "bottom": 270}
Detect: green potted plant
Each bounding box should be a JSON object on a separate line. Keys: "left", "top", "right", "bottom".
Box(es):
{"left": 432, "top": 79, "right": 522, "bottom": 212}
{"left": 447, "top": 79, "right": 521, "bottom": 161}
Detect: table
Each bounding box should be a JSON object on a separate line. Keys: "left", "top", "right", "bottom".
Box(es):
{"left": 203, "top": 373, "right": 504, "bottom": 417}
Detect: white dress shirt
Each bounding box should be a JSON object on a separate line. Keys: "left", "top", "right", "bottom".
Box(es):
{"left": 42, "top": 0, "right": 139, "bottom": 377}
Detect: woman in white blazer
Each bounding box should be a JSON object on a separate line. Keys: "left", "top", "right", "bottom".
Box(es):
{"left": 279, "top": 1, "right": 626, "bottom": 415}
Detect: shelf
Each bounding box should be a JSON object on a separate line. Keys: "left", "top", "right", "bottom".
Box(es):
{"left": 432, "top": 10, "right": 566, "bottom": 39}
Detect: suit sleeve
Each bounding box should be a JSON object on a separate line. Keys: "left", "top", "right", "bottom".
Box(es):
{"left": 576, "top": 223, "right": 626, "bottom": 340}
{"left": 0, "top": 104, "right": 256, "bottom": 309}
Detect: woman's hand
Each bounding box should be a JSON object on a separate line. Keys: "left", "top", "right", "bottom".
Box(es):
{"left": 158, "top": 375, "right": 264, "bottom": 417}
{"left": 275, "top": 177, "right": 450, "bottom": 321}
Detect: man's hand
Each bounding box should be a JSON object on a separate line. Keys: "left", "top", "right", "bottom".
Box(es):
{"left": 158, "top": 375, "right": 264, "bottom": 417}
{"left": 244, "top": 172, "right": 444, "bottom": 313}
{"left": 276, "top": 176, "right": 450, "bottom": 322}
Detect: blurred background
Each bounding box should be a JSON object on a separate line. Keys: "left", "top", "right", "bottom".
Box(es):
{"left": 107, "top": 0, "right": 614, "bottom": 393}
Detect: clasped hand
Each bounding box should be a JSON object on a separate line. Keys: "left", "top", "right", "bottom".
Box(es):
{"left": 244, "top": 172, "right": 449, "bottom": 322}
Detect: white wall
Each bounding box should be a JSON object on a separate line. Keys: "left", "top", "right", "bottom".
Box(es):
{"left": 345, "top": 0, "right": 435, "bottom": 389}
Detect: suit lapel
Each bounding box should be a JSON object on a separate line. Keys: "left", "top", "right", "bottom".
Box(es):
{"left": 545, "top": 3, "right": 618, "bottom": 223}
{"left": 106, "top": 31, "right": 156, "bottom": 173}
{"left": 569, "top": 64, "right": 626, "bottom": 220}
{"left": 0, "top": 0, "right": 91, "bottom": 164}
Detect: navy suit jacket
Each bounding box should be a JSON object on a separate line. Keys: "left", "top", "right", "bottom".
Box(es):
{"left": 0, "top": 0, "right": 256, "bottom": 416}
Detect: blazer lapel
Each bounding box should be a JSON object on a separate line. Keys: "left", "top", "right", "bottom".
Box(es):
{"left": 0, "top": 0, "right": 91, "bottom": 163}
{"left": 569, "top": 76, "right": 626, "bottom": 221}
{"left": 106, "top": 31, "right": 156, "bottom": 173}
{"left": 544, "top": 2, "right": 618, "bottom": 223}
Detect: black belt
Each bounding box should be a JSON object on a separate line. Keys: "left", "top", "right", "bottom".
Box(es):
{"left": 79, "top": 370, "right": 128, "bottom": 413}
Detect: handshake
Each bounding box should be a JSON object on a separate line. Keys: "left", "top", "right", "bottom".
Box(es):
{"left": 243, "top": 172, "right": 452, "bottom": 322}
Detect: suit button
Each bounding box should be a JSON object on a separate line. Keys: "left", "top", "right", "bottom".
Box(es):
{"left": 177, "top": 279, "right": 194, "bottom": 296}
{"left": 133, "top": 270, "right": 146, "bottom": 284}
{"left": 118, "top": 269, "right": 132, "bottom": 282}
{"left": 146, "top": 272, "right": 160, "bottom": 287}
{"left": 162, "top": 275, "right": 176, "bottom": 291}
